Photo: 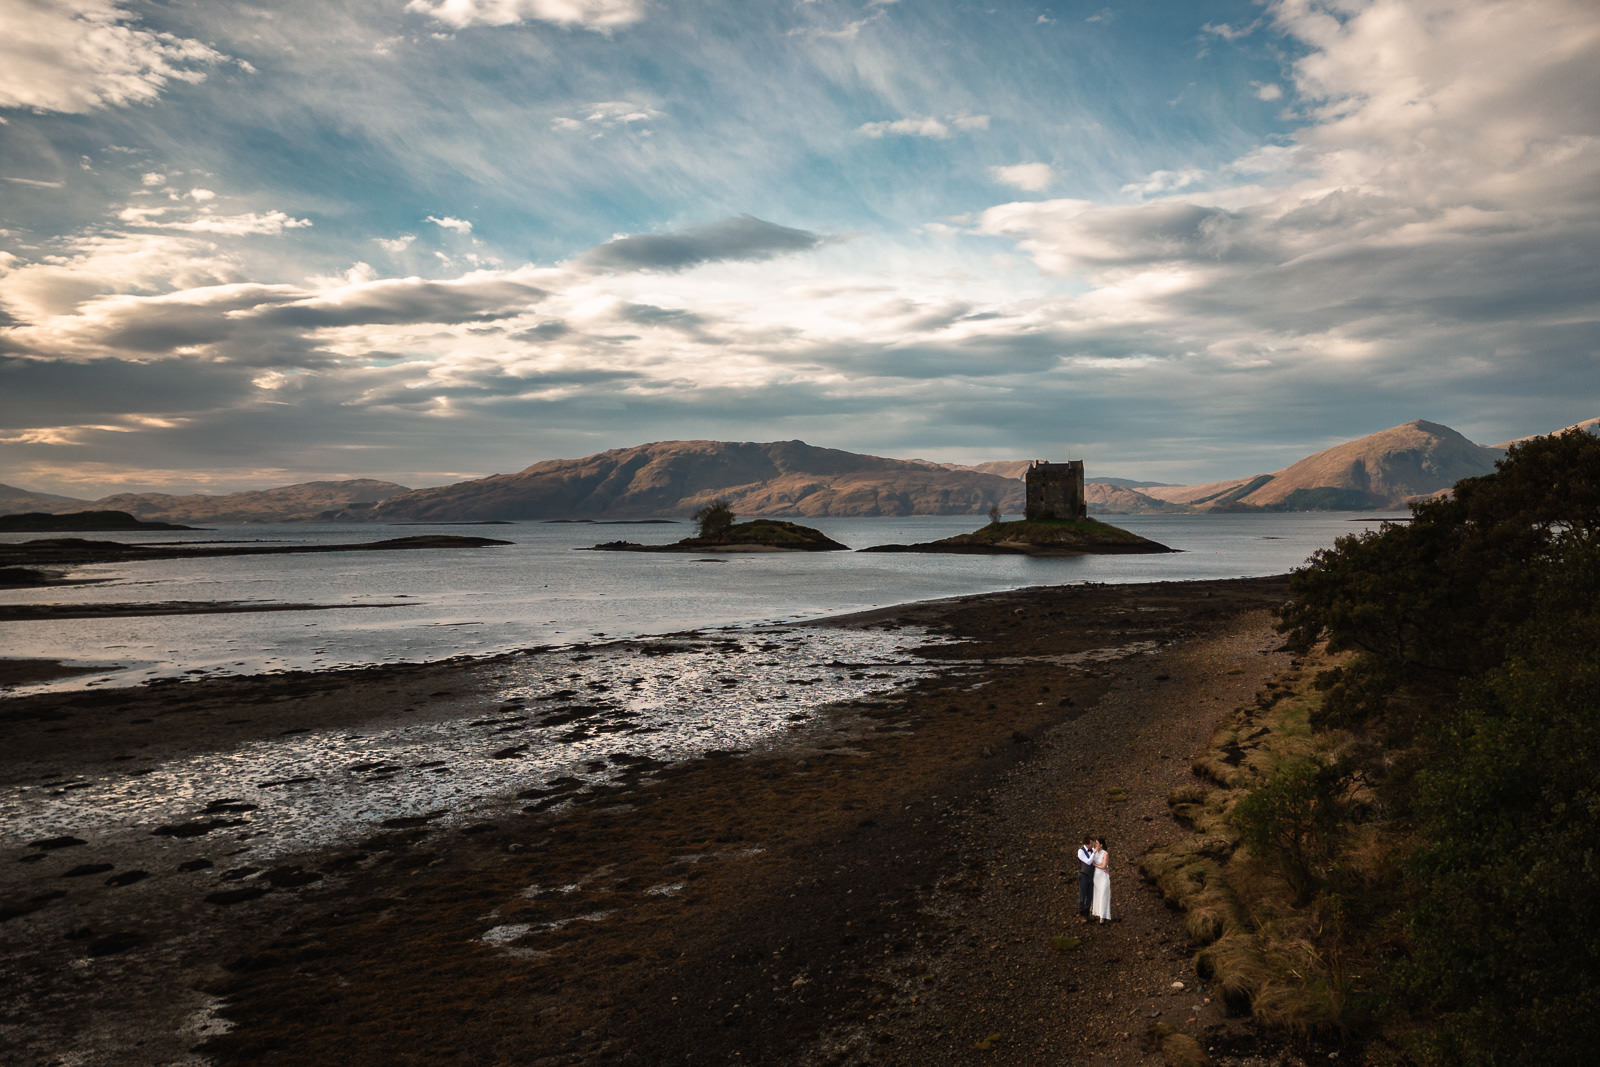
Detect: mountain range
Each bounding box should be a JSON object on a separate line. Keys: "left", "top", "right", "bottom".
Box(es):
{"left": 0, "top": 479, "right": 407, "bottom": 525}
{"left": 3, "top": 418, "right": 1594, "bottom": 524}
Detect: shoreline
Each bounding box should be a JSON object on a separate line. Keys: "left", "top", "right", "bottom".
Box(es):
{"left": 1, "top": 575, "right": 1298, "bottom": 1065}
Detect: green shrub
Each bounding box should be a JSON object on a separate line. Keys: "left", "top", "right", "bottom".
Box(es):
{"left": 1231, "top": 757, "right": 1345, "bottom": 906}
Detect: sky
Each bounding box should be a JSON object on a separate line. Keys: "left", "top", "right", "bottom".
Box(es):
{"left": 1, "top": 0, "right": 1597, "bottom": 498}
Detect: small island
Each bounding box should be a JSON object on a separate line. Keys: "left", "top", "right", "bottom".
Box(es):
{"left": 0, "top": 510, "right": 200, "bottom": 532}
{"left": 861, "top": 516, "right": 1173, "bottom": 555}
{"left": 588, "top": 501, "right": 847, "bottom": 552}
{"left": 863, "top": 460, "right": 1173, "bottom": 556}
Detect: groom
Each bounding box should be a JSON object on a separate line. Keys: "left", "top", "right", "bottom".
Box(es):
{"left": 1076, "top": 834, "right": 1096, "bottom": 920}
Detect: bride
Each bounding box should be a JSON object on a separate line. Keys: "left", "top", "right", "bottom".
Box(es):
{"left": 1091, "top": 837, "right": 1112, "bottom": 923}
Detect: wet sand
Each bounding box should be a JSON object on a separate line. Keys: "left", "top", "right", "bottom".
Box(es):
{"left": 0, "top": 576, "right": 1298, "bottom": 1065}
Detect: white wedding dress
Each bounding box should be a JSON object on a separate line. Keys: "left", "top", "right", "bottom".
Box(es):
{"left": 1091, "top": 850, "right": 1111, "bottom": 921}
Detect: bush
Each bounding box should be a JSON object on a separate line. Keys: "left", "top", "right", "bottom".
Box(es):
{"left": 692, "top": 498, "right": 734, "bottom": 539}
{"left": 1232, "top": 757, "right": 1346, "bottom": 905}
{"left": 1271, "top": 428, "right": 1600, "bottom": 1061}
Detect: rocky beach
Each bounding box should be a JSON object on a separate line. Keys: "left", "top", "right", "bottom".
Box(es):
{"left": 1, "top": 575, "right": 1307, "bottom": 1065}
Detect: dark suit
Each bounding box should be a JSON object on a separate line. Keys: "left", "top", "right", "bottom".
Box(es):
{"left": 1077, "top": 847, "right": 1095, "bottom": 915}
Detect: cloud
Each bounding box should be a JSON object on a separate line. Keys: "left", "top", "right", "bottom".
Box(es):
{"left": 1201, "top": 18, "right": 1261, "bottom": 42}
{"left": 0, "top": 231, "right": 242, "bottom": 321}
{"left": 426, "top": 215, "right": 474, "bottom": 234}
{"left": 244, "top": 275, "right": 546, "bottom": 329}
{"left": 1252, "top": 81, "right": 1283, "bottom": 101}
{"left": 0, "top": 0, "right": 228, "bottom": 114}
{"left": 165, "top": 211, "right": 314, "bottom": 236}
{"left": 578, "top": 215, "right": 826, "bottom": 273}
{"left": 856, "top": 114, "right": 989, "bottom": 140}
{"left": 550, "top": 100, "right": 662, "bottom": 132}
{"left": 786, "top": 11, "right": 885, "bottom": 41}
{"left": 7, "top": 0, "right": 1599, "bottom": 495}
{"left": 407, "top": 0, "right": 648, "bottom": 31}
{"left": 1120, "top": 167, "right": 1206, "bottom": 197}
{"left": 989, "top": 163, "right": 1057, "bottom": 192}
{"left": 979, "top": 199, "right": 1264, "bottom": 274}
{"left": 857, "top": 117, "right": 951, "bottom": 140}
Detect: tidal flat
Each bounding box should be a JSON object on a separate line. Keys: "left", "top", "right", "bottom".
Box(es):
{"left": 0, "top": 576, "right": 1306, "bottom": 1066}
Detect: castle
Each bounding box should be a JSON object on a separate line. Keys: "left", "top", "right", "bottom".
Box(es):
{"left": 1024, "top": 459, "right": 1086, "bottom": 520}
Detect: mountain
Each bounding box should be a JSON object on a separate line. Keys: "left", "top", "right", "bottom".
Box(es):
{"left": 1132, "top": 420, "right": 1506, "bottom": 513}
{"left": 1233, "top": 419, "right": 1505, "bottom": 510}
{"left": 1084, "top": 483, "right": 1191, "bottom": 514}
{"left": 0, "top": 483, "right": 90, "bottom": 514}
{"left": 961, "top": 460, "right": 1033, "bottom": 480}
{"left": 5, "top": 418, "right": 1588, "bottom": 524}
{"left": 353, "top": 440, "right": 1027, "bottom": 522}
{"left": 90, "top": 480, "right": 411, "bottom": 524}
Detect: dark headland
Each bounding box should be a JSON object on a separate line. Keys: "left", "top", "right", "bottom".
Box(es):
{"left": 0, "top": 510, "right": 199, "bottom": 532}
{"left": 0, "top": 534, "right": 513, "bottom": 590}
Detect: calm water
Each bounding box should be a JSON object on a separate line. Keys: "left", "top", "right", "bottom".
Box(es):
{"left": 0, "top": 511, "right": 1403, "bottom": 865}
{"left": 0, "top": 513, "right": 1401, "bottom": 693}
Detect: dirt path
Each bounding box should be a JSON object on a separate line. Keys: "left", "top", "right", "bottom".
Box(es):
{"left": 820, "top": 609, "right": 1293, "bottom": 1064}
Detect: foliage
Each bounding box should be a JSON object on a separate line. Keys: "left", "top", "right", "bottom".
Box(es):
{"left": 712, "top": 519, "right": 840, "bottom": 547}
{"left": 692, "top": 498, "right": 735, "bottom": 539}
{"left": 1266, "top": 428, "right": 1600, "bottom": 1061}
{"left": 1394, "top": 542, "right": 1600, "bottom": 1064}
{"left": 1232, "top": 757, "right": 1347, "bottom": 905}
{"left": 987, "top": 503, "right": 1002, "bottom": 525}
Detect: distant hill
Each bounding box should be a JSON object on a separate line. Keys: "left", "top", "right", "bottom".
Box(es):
{"left": 354, "top": 440, "right": 1027, "bottom": 522}
{"left": 1233, "top": 420, "right": 1505, "bottom": 510}
{"left": 91, "top": 479, "right": 411, "bottom": 524}
{"left": 4, "top": 417, "right": 1590, "bottom": 523}
{"left": 1085, "top": 483, "right": 1191, "bottom": 514}
{"left": 0, "top": 482, "right": 90, "bottom": 513}
{"left": 1493, "top": 416, "right": 1600, "bottom": 449}
{"left": 1133, "top": 420, "right": 1505, "bottom": 513}
{"left": 960, "top": 460, "right": 1033, "bottom": 480}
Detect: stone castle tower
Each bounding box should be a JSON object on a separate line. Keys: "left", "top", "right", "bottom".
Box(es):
{"left": 1024, "top": 459, "right": 1086, "bottom": 520}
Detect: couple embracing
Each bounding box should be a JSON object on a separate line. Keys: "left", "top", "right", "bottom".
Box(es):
{"left": 1076, "top": 835, "right": 1112, "bottom": 924}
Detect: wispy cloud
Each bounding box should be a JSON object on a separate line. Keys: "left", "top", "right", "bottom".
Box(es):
{"left": 857, "top": 113, "right": 988, "bottom": 140}
{"left": 0, "top": 0, "right": 229, "bottom": 114}
{"left": 168, "top": 211, "right": 314, "bottom": 236}
{"left": 407, "top": 0, "right": 648, "bottom": 32}
{"left": 550, "top": 100, "right": 662, "bottom": 133}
